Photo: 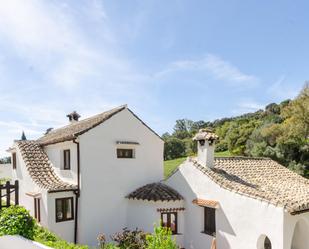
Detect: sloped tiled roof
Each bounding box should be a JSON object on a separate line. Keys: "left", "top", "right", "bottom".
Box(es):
{"left": 17, "top": 141, "right": 77, "bottom": 192}
{"left": 126, "top": 182, "right": 183, "bottom": 202}
{"left": 190, "top": 157, "right": 309, "bottom": 214}
{"left": 192, "top": 198, "right": 220, "bottom": 208}
{"left": 37, "top": 105, "right": 127, "bottom": 145}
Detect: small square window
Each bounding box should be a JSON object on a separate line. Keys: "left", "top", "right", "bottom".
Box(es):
{"left": 161, "top": 212, "right": 178, "bottom": 234}
{"left": 55, "top": 197, "right": 74, "bottom": 222}
{"left": 117, "top": 149, "right": 134, "bottom": 158}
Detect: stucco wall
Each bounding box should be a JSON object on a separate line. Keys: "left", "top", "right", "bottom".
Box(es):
{"left": 78, "top": 108, "right": 164, "bottom": 245}
{"left": 127, "top": 199, "right": 184, "bottom": 247}
{"left": 12, "top": 146, "right": 42, "bottom": 216}
{"left": 47, "top": 191, "right": 76, "bottom": 242}
{"left": 283, "top": 211, "right": 309, "bottom": 249}
{"left": 44, "top": 141, "right": 77, "bottom": 184}
{"left": 166, "top": 159, "right": 285, "bottom": 249}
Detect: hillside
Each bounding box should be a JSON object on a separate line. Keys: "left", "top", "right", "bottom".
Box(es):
{"left": 163, "top": 83, "right": 309, "bottom": 177}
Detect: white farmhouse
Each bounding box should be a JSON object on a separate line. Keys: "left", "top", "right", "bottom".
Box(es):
{"left": 7, "top": 105, "right": 309, "bottom": 249}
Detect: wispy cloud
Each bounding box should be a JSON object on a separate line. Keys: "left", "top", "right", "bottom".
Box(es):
{"left": 267, "top": 75, "right": 300, "bottom": 100}
{"left": 232, "top": 100, "right": 265, "bottom": 115}
{"left": 157, "top": 54, "right": 258, "bottom": 86}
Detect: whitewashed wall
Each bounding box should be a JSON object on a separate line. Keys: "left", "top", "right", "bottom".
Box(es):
{"left": 44, "top": 141, "right": 77, "bottom": 184}
{"left": 283, "top": 211, "right": 309, "bottom": 249}
{"left": 127, "top": 199, "right": 185, "bottom": 247}
{"left": 47, "top": 191, "right": 76, "bottom": 242}
{"left": 78, "top": 108, "right": 164, "bottom": 245}
{"left": 12, "top": 145, "right": 42, "bottom": 216}
{"left": 166, "top": 159, "right": 285, "bottom": 249}
{"left": 0, "top": 163, "right": 13, "bottom": 179}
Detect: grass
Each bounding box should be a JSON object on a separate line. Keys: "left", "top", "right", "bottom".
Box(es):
{"left": 164, "top": 151, "right": 232, "bottom": 178}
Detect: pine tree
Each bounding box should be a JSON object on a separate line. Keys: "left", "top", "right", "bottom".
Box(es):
{"left": 21, "top": 131, "right": 27, "bottom": 141}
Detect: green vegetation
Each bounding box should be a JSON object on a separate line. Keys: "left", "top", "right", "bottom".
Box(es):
{"left": 34, "top": 226, "right": 87, "bottom": 249}
{"left": 0, "top": 177, "right": 11, "bottom": 185}
{"left": 164, "top": 151, "right": 232, "bottom": 178}
{"left": 0, "top": 206, "right": 35, "bottom": 239}
{"left": 163, "top": 83, "right": 309, "bottom": 176}
{"left": 164, "top": 157, "right": 186, "bottom": 178}
{"left": 0, "top": 156, "right": 11, "bottom": 164}
{"left": 0, "top": 206, "right": 178, "bottom": 249}
{"left": 146, "top": 225, "right": 178, "bottom": 249}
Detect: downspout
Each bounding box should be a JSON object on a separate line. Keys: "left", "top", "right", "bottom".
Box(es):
{"left": 73, "top": 138, "right": 80, "bottom": 244}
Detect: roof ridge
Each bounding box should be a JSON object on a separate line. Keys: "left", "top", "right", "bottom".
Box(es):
{"left": 44, "top": 104, "right": 127, "bottom": 135}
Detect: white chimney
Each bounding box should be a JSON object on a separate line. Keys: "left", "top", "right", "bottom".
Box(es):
{"left": 193, "top": 128, "right": 218, "bottom": 168}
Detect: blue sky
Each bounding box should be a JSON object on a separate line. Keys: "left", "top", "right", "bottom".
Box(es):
{"left": 0, "top": 0, "right": 306, "bottom": 156}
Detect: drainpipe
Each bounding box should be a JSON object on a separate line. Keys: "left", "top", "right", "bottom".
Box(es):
{"left": 73, "top": 138, "right": 80, "bottom": 244}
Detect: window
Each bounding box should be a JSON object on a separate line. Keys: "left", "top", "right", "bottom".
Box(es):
{"left": 117, "top": 148, "right": 134, "bottom": 158}
{"left": 12, "top": 152, "right": 16, "bottom": 170}
{"left": 55, "top": 197, "right": 74, "bottom": 222}
{"left": 204, "top": 207, "right": 216, "bottom": 236}
{"left": 63, "top": 150, "right": 71, "bottom": 170}
{"left": 34, "top": 198, "right": 41, "bottom": 222}
{"left": 161, "top": 212, "right": 178, "bottom": 234}
{"left": 264, "top": 237, "right": 271, "bottom": 249}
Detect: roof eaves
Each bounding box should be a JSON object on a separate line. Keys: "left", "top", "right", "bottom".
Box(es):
{"left": 73, "top": 105, "right": 127, "bottom": 137}
{"left": 126, "top": 108, "right": 163, "bottom": 142}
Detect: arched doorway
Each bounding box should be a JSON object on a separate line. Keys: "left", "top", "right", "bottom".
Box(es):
{"left": 291, "top": 219, "right": 309, "bottom": 249}
{"left": 257, "top": 235, "right": 272, "bottom": 249}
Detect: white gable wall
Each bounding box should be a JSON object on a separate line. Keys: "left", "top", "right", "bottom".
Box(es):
{"left": 12, "top": 146, "right": 49, "bottom": 228}
{"left": 44, "top": 141, "right": 77, "bottom": 184}
{"left": 78, "top": 108, "right": 164, "bottom": 245}
{"left": 166, "top": 159, "right": 285, "bottom": 249}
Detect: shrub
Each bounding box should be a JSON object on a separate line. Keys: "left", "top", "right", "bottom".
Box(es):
{"left": 34, "top": 225, "right": 88, "bottom": 249}
{"left": 146, "top": 225, "right": 178, "bottom": 249}
{"left": 111, "top": 228, "right": 147, "bottom": 249}
{"left": 0, "top": 205, "right": 35, "bottom": 239}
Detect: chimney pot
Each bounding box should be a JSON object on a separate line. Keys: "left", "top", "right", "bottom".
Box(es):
{"left": 193, "top": 128, "right": 218, "bottom": 168}
{"left": 67, "top": 111, "right": 81, "bottom": 123}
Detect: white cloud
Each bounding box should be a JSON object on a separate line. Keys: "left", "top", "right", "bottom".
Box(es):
{"left": 157, "top": 54, "right": 258, "bottom": 86}
{"left": 267, "top": 75, "right": 299, "bottom": 100}
{"left": 232, "top": 100, "right": 265, "bottom": 115}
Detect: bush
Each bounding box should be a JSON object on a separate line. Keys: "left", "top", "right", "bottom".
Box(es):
{"left": 0, "top": 205, "right": 35, "bottom": 239}
{"left": 146, "top": 225, "right": 178, "bottom": 249}
{"left": 111, "top": 228, "right": 147, "bottom": 249}
{"left": 34, "top": 225, "right": 88, "bottom": 249}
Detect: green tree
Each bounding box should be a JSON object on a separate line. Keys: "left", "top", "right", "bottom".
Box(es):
{"left": 164, "top": 138, "right": 186, "bottom": 160}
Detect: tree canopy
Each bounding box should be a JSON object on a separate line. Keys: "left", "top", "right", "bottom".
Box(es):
{"left": 163, "top": 83, "right": 309, "bottom": 176}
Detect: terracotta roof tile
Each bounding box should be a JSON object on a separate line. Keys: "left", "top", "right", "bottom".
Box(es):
{"left": 37, "top": 105, "right": 127, "bottom": 145}
{"left": 190, "top": 157, "right": 309, "bottom": 214}
{"left": 192, "top": 198, "right": 219, "bottom": 208}
{"left": 17, "top": 141, "right": 77, "bottom": 192}
{"left": 126, "top": 182, "right": 183, "bottom": 202}
{"left": 193, "top": 129, "right": 219, "bottom": 141}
